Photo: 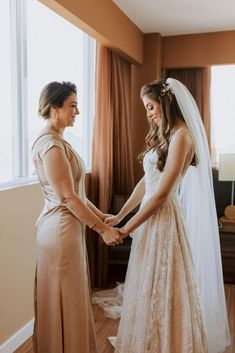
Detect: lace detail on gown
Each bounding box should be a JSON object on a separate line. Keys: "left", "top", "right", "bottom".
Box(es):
{"left": 94, "top": 149, "right": 208, "bottom": 353}
{"left": 117, "top": 150, "right": 208, "bottom": 353}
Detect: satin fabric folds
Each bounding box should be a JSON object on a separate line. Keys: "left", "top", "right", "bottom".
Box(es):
{"left": 32, "top": 133, "right": 97, "bottom": 353}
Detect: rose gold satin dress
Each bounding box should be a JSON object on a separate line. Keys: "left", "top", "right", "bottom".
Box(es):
{"left": 32, "top": 133, "right": 97, "bottom": 353}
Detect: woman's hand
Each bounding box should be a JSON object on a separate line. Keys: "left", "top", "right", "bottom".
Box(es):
{"left": 104, "top": 214, "right": 122, "bottom": 227}
{"left": 119, "top": 227, "right": 130, "bottom": 239}
{"left": 100, "top": 228, "right": 123, "bottom": 246}
{"left": 102, "top": 213, "right": 113, "bottom": 221}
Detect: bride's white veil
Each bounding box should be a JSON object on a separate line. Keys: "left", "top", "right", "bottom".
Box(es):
{"left": 167, "top": 78, "right": 230, "bottom": 353}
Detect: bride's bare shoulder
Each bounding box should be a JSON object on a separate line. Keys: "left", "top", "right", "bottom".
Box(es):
{"left": 170, "top": 127, "right": 193, "bottom": 147}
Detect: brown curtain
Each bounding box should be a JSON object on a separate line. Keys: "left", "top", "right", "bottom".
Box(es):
{"left": 87, "top": 44, "right": 134, "bottom": 287}
{"left": 163, "top": 68, "right": 211, "bottom": 148}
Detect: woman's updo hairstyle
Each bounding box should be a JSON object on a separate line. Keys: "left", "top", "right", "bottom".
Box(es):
{"left": 38, "top": 81, "right": 77, "bottom": 119}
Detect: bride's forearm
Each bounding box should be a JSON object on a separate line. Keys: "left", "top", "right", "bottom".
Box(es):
{"left": 118, "top": 177, "right": 145, "bottom": 219}
{"left": 122, "top": 192, "right": 166, "bottom": 234}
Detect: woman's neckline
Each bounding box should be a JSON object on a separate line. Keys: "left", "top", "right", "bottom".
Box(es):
{"left": 40, "top": 128, "right": 64, "bottom": 139}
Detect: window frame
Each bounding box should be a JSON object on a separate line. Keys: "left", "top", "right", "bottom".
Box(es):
{"left": 10, "top": 0, "right": 29, "bottom": 178}
{"left": 0, "top": 0, "right": 96, "bottom": 189}
{"left": 82, "top": 32, "right": 96, "bottom": 170}
{"left": 210, "top": 65, "right": 235, "bottom": 169}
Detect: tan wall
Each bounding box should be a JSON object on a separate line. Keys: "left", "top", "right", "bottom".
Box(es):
{"left": 0, "top": 184, "right": 43, "bottom": 344}
{"left": 162, "top": 30, "right": 235, "bottom": 68}
{"left": 40, "top": 0, "right": 143, "bottom": 65}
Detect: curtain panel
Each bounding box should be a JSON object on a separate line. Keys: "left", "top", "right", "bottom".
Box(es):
{"left": 87, "top": 44, "right": 134, "bottom": 287}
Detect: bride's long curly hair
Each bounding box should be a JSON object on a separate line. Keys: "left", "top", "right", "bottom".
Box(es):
{"left": 139, "top": 79, "right": 188, "bottom": 171}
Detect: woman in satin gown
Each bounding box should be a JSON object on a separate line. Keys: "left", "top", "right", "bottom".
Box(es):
{"left": 104, "top": 79, "right": 230, "bottom": 353}
{"left": 31, "top": 81, "right": 122, "bottom": 353}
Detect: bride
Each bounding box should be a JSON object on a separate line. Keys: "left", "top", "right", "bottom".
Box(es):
{"left": 94, "top": 78, "right": 230, "bottom": 353}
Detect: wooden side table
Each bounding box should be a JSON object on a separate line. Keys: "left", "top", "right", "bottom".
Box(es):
{"left": 219, "top": 228, "right": 235, "bottom": 283}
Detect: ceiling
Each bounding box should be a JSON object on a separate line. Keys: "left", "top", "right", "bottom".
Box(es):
{"left": 113, "top": 0, "right": 235, "bottom": 36}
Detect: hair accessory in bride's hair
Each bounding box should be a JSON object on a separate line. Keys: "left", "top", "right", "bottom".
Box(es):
{"left": 161, "top": 83, "right": 173, "bottom": 97}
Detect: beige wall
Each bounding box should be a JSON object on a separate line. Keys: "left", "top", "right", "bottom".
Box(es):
{"left": 162, "top": 30, "right": 235, "bottom": 68}
{"left": 0, "top": 184, "right": 43, "bottom": 344}
{"left": 40, "top": 0, "right": 144, "bottom": 65}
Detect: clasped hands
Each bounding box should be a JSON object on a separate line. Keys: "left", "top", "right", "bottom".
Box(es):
{"left": 100, "top": 214, "right": 128, "bottom": 246}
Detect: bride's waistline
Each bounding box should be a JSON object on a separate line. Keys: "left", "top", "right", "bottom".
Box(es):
{"left": 142, "top": 192, "right": 180, "bottom": 205}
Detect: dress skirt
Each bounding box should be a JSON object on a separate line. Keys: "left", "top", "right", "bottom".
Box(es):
{"left": 33, "top": 208, "right": 97, "bottom": 353}
{"left": 114, "top": 198, "right": 208, "bottom": 353}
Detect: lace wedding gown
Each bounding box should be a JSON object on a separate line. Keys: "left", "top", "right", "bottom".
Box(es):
{"left": 114, "top": 147, "right": 208, "bottom": 353}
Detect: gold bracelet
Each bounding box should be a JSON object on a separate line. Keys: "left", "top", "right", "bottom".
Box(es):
{"left": 89, "top": 219, "right": 100, "bottom": 229}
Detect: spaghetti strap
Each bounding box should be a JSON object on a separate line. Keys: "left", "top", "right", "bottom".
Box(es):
{"left": 172, "top": 128, "right": 192, "bottom": 136}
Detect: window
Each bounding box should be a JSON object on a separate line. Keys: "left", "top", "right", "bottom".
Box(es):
{"left": 0, "top": 1, "right": 13, "bottom": 182}
{"left": 0, "top": 0, "right": 96, "bottom": 185}
{"left": 211, "top": 66, "right": 235, "bottom": 167}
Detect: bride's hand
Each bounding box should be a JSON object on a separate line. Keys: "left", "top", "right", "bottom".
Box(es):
{"left": 104, "top": 214, "right": 122, "bottom": 227}
{"left": 101, "top": 213, "right": 112, "bottom": 221}
{"left": 119, "top": 227, "right": 129, "bottom": 239}
{"left": 101, "top": 228, "right": 123, "bottom": 246}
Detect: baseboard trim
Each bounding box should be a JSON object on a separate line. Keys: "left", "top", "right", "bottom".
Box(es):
{"left": 0, "top": 319, "right": 34, "bottom": 353}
